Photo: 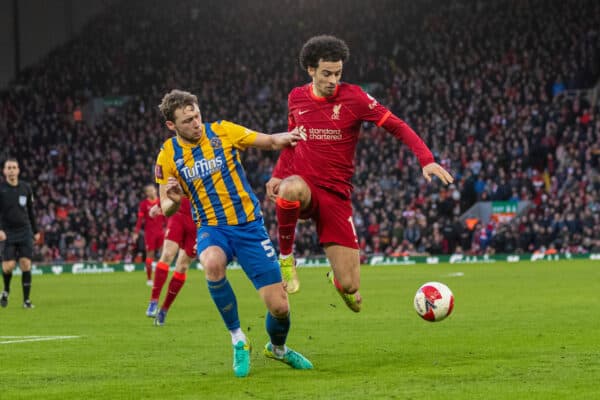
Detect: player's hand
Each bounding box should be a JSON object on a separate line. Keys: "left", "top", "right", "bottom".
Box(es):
{"left": 290, "top": 126, "right": 307, "bottom": 142}
{"left": 132, "top": 232, "right": 139, "bottom": 242}
{"left": 266, "top": 177, "right": 282, "bottom": 201}
{"left": 33, "top": 232, "right": 41, "bottom": 243}
{"left": 0, "top": 230, "right": 6, "bottom": 241}
{"left": 166, "top": 177, "right": 183, "bottom": 203}
{"left": 271, "top": 129, "right": 306, "bottom": 150}
{"left": 422, "top": 162, "right": 454, "bottom": 185}
{"left": 149, "top": 204, "right": 163, "bottom": 218}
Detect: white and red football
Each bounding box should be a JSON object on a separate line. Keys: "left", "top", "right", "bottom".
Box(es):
{"left": 414, "top": 282, "right": 454, "bottom": 322}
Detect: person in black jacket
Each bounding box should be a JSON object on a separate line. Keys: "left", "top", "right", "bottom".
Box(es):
{"left": 0, "top": 158, "right": 40, "bottom": 309}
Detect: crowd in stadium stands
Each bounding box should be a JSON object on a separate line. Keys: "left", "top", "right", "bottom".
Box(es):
{"left": 1, "top": 0, "right": 599, "bottom": 263}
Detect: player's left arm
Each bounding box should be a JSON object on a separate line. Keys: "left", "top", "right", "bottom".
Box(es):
{"left": 220, "top": 120, "right": 305, "bottom": 151}
{"left": 26, "top": 183, "right": 40, "bottom": 241}
{"left": 354, "top": 88, "right": 453, "bottom": 185}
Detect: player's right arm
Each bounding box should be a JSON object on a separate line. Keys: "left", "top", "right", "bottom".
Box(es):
{"left": 354, "top": 86, "right": 453, "bottom": 185}
{"left": 159, "top": 178, "right": 183, "bottom": 217}
{"left": 155, "top": 146, "right": 182, "bottom": 217}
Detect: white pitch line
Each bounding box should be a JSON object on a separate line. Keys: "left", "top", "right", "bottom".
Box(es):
{"left": 0, "top": 336, "right": 80, "bottom": 345}
{"left": 0, "top": 336, "right": 48, "bottom": 339}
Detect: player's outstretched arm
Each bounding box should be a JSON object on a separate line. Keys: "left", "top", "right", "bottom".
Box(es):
{"left": 422, "top": 162, "right": 454, "bottom": 185}
{"left": 251, "top": 128, "right": 306, "bottom": 150}
{"left": 160, "top": 177, "right": 183, "bottom": 217}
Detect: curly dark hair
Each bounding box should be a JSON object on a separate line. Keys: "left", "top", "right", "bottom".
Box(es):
{"left": 158, "top": 89, "right": 198, "bottom": 122}
{"left": 299, "top": 35, "right": 350, "bottom": 71}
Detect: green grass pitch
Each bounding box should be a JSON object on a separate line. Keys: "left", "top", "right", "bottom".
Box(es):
{"left": 2, "top": 260, "right": 599, "bottom": 399}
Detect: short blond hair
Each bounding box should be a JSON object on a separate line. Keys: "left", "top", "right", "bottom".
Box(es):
{"left": 158, "top": 89, "right": 198, "bottom": 122}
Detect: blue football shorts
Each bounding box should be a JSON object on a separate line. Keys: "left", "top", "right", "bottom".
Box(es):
{"left": 196, "top": 217, "right": 281, "bottom": 289}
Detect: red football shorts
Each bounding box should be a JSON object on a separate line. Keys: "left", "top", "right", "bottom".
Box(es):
{"left": 165, "top": 213, "right": 197, "bottom": 258}
{"left": 299, "top": 178, "right": 359, "bottom": 249}
{"left": 144, "top": 231, "right": 164, "bottom": 252}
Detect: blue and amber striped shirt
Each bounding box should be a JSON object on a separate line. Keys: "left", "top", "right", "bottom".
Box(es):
{"left": 155, "top": 120, "right": 262, "bottom": 227}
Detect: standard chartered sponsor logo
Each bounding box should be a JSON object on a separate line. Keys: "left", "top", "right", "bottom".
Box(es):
{"left": 308, "top": 128, "right": 342, "bottom": 141}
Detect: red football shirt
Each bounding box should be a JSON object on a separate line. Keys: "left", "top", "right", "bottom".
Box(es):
{"left": 134, "top": 198, "right": 166, "bottom": 236}
{"left": 176, "top": 196, "right": 192, "bottom": 217}
{"left": 273, "top": 83, "right": 434, "bottom": 199}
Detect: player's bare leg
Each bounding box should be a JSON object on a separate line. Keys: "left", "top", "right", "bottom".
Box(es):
{"left": 259, "top": 282, "right": 312, "bottom": 369}
{"left": 154, "top": 249, "right": 192, "bottom": 326}
{"left": 1, "top": 260, "right": 16, "bottom": 308}
{"left": 202, "top": 246, "right": 250, "bottom": 377}
{"left": 324, "top": 244, "right": 362, "bottom": 312}
{"left": 276, "top": 175, "right": 311, "bottom": 294}
{"left": 147, "top": 239, "right": 178, "bottom": 318}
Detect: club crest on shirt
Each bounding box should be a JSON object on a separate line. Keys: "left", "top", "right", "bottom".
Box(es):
{"left": 331, "top": 104, "right": 342, "bottom": 120}
{"left": 19, "top": 195, "right": 27, "bottom": 207}
{"left": 210, "top": 137, "right": 222, "bottom": 149}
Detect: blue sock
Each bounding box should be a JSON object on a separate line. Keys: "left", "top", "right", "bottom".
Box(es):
{"left": 266, "top": 312, "right": 290, "bottom": 346}
{"left": 207, "top": 277, "right": 240, "bottom": 330}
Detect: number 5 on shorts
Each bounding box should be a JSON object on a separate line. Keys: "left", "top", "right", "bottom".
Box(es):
{"left": 261, "top": 239, "right": 276, "bottom": 258}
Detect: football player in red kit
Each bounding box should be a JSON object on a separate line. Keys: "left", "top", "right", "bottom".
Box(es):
{"left": 267, "top": 35, "right": 453, "bottom": 312}
{"left": 133, "top": 184, "right": 167, "bottom": 285}
{"left": 145, "top": 196, "right": 196, "bottom": 325}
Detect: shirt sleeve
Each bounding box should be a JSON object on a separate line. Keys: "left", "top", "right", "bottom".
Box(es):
{"left": 353, "top": 87, "right": 392, "bottom": 127}
{"left": 381, "top": 113, "right": 435, "bottom": 167}
{"left": 155, "top": 145, "right": 176, "bottom": 185}
{"left": 353, "top": 86, "right": 434, "bottom": 167}
{"left": 26, "top": 184, "right": 39, "bottom": 234}
{"left": 219, "top": 120, "right": 259, "bottom": 150}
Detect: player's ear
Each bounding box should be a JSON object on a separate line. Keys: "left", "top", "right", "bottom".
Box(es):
{"left": 165, "top": 120, "right": 176, "bottom": 131}
{"left": 307, "top": 66, "right": 316, "bottom": 78}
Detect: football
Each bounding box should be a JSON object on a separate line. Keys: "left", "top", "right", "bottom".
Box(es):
{"left": 414, "top": 282, "right": 454, "bottom": 322}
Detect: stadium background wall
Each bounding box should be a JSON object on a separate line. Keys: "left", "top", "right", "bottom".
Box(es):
{"left": 15, "top": 253, "right": 600, "bottom": 276}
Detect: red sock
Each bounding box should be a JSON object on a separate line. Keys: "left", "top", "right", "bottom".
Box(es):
{"left": 276, "top": 197, "right": 300, "bottom": 256}
{"left": 151, "top": 261, "right": 170, "bottom": 301}
{"left": 162, "top": 272, "right": 186, "bottom": 311}
{"left": 333, "top": 276, "right": 345, "bottom": 293}
{"left": 145, "top": 257, "right": 153, "bottom": 280}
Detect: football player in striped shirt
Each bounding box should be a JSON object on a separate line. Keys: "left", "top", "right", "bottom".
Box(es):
{"left": 155, "top": 89, "right": 311, "bottom": 377}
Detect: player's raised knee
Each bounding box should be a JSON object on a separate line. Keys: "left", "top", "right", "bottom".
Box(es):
{"left": 279, "top": 176, "right": 309, "bottom": 201}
